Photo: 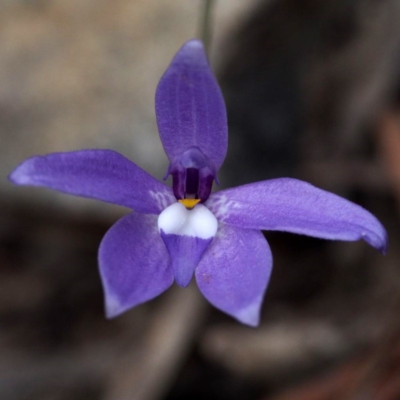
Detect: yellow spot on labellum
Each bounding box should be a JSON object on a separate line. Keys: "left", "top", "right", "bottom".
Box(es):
{"left": 179, "top": 198, "right": 201, "bottom": 209}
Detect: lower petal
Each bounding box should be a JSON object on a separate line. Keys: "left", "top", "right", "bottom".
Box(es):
{"left": 195, "top": 224, "right": 273, "bottom": 327}
{"left": 99, "top": 212, "right": 173, "bottom": 318}
{"left": 158, "top": 202, "right": 218, "bottom": 287}
{"left": 160, "top": 232, "right": 212, "bottom": 287}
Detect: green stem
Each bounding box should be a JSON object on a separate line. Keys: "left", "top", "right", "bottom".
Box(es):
{"left": 198, "top": 0, "right": 215, "bottom": 55}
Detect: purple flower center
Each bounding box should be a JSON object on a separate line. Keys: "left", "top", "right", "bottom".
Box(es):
{"left": 168, "top": 146, "right": 216, "bottom": 202}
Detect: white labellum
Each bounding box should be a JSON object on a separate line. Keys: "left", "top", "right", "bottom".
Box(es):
{"left": 157, "top": 202, "right": 218, "bottom": 239}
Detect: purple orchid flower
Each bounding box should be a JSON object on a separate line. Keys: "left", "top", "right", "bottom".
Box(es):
{"left": 9, "top": 40, "right": 387, "bottom": 326}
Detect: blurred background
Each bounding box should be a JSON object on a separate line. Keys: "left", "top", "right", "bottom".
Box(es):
{"left": 1, "top": 0, "right": 400, "bottom": 399}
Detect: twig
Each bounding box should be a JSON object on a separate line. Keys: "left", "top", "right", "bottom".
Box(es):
{"left": 198, "top": 0, "right": 215, "bottom": 55}
{"left": 105, "top": 284, "right": 208, "bottom": 400}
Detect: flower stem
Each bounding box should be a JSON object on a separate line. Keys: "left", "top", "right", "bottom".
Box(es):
{"left": 198, "top": 0, "right": 215, "bottom": 55}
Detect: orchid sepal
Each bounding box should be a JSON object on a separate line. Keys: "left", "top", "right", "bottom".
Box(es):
{"left": 99, "top": 213, "right": 174, "bottom": 318}
{"left": 156, "top": 39, "right": 228, "bottom": 173}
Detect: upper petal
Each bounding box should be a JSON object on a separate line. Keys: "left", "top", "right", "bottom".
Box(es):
{"left": 206, "top": 178, "right": 388, "bottom": 253}
{"left": 9, "top": 150, "right": 175, "bottom": 214}
{"left": 99, "top": 212, "right": 174, "bottom": 318}
{"left": 155, "top": 39, "right": 228, "bottom": 171}
{"left": 196, "top": 224, "right": 273, "bottom": 327}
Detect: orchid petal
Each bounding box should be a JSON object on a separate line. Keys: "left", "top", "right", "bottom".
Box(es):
{"left": 9, "top": 150, "right": 175, "bottom": 214}
{"left": 206, "top": 178, "right": 388, "bottom": 253}
{"left": 158, "top": 202, "right": 218, "bottom": 287}
{"left": 99, "top": 212, "right": 173, "bottom": 317}
{"left": 160, "top": 232, "right": 212, "bottom": 287}
{"left": 155, "top": 39, "right": 228, "bottom": 171}
{"left": 196, "top": 224, "right": 273, "bottom": 327}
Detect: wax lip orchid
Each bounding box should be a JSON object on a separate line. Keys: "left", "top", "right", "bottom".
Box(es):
{"left": 9, "top": 40, "right": 388, "bottom": 326}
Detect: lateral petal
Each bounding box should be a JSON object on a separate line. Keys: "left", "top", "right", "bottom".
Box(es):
{"left": 99, "top": 212, "right": 173, "bottom": 318}
{"left": 9, "top": 150, "right": 175, "bottom": 214}
{"left": 206, "top": 178, "right": 388, "bottom": 253}
{"left": 196, "top": 224, "right": 273, "bottom": 327}
{"left": 155, "top": 39, "right": 228, "bottom": 171}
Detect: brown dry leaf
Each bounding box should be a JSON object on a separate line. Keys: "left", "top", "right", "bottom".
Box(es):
{"left": 264, "top": 332, "right": 400, "bottom": 400}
